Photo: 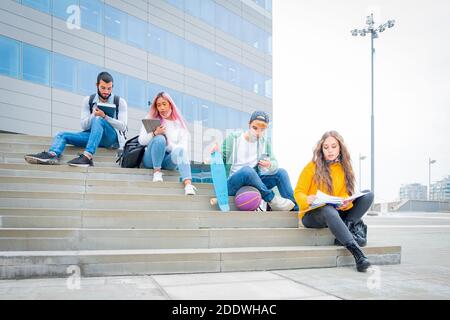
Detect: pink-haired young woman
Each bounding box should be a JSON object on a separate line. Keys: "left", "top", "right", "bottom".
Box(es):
{"left": 138, "top": 92, "right": 196, "bottom": 195}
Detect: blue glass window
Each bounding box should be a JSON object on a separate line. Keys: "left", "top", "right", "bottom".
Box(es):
{"left": 267, "top": 34, "right": 272, "bottom": 55}
{"left": 242, "top": 20, "right": 264, "bottom": 51}
{"left": 52, "top": 0, "right": 78, "bottom": 21}
{"left": 199, "top": 99, "right": 213, "bottom": 128}
{"left": 77, "top": 62, "right": 100, "bottom": 96}
{"left": 227, "top": 11, "right": 241, "bottom": 39}
{"left": 104, "top": 5, "right": 127, "bottom": 42}
{"left": 147, "top": 24, "right": 165, "bottom": 56}
{"left": 185, "top": 0, "right": 200, "bottom": 18}
{"left": 22, "top": 0, "right": 50, "bottom": 13}
{"left": 265, "top": 78, "right": 272, "bottom": 99}
{"left": 147, "top": 83, "right": 162, "bottom": 106}
{"left": 80, "top": 0, "right": 103, "bottom": 33}
{"left": 213, "top": 105, "right": 227, "bottom": 130}
{"left": 107, "top": 70, "right": 126, "bottom": 98}
{"left": 215, "top": 55, "right": 228, "bottom": 82}
{"left": 22, "top": 44, "right": 50, "bottom": 85}
{"left": 266, "top": 0, "right": 272, "bottom": 12}
{"left": 215, "top": 5, "right": 228, "bottom": 35}
{"left": 0, "top": 36, "right": 20, "bottom": 78}
{"left": 200, "top": 0, "right": 215, "bottom": 26}
{"left": 127, "top": 15, "right": 147, "bottom": 50}
{"left": 227, "top": 108, "right": 242, "bottom": 131}
{"left": 241, "top": 112, "right": 250, "bottom": 129}
{"left": 227, "top": 61, "right": 240, "bottom": 85}
{"left": 198, "top": 48, "right": 215, "bottom": 77}
{"left": 253, "top": 73, "right": 265, "bottom": 96}
{"left": 184, "top": 42, "right": 199, "bottom": 70}
{"left": 167, "top": 0, "right": 184, "bottom": 10}
{"left": 241, "top": 67, "right": 258, "bottom": 93}
{"left": 183, "top": 95, "right": 198, "bottom": 123}
{"left": 165, "top": 33, "right": 184, "bottom": 65}
{"left": 52, "top": 53, "right": 77, "bottom": 92}
{"left": 168, "top": 90, "right": 183, "bottom": 114}
{"left": 127, "top": 77, "right": 146, "bottom": 108}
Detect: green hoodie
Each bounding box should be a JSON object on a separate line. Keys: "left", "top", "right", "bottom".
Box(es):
{"left": 221, "top": 131, "right": 279, "bottom": 177}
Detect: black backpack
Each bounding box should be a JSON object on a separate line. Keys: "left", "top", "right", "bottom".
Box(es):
{"left": 89, "top": 94, "right": 120, "bottom": 119}
{"left": 116, "top": 135, "right": 146, "bottom": 168}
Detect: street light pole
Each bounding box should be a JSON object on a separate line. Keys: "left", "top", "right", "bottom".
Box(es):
{"left": 359, "top": 154, "right": 367, "bottom": 192}
{"left": 370, "top": 25, "right": 375, "bottom": 198}
{"left": 351, "top": 14, "right": 395, "bottom": 199}
{"left": 429, "top": 158, "right": 437, "bottom": 200}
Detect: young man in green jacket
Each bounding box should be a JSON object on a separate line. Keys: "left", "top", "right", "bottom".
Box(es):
{"left": 212, "top": 111, "right": 298, "bottom": 211}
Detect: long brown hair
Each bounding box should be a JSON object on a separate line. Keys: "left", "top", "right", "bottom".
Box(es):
{"left": 312, "top": 131, "right": 355, "bottom": 195}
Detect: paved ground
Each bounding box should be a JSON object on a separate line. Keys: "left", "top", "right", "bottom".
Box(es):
{"left": 1, "top": 211, "right": 450, "bottom": 300}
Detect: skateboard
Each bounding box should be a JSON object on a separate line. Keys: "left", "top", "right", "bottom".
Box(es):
{"left": 209, "top": 151, "right": 230, "bottom": 212}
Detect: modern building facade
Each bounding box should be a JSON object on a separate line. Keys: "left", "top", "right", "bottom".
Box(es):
{"left": 399, "top": 183, "right": 427, "bottom": 201}
{"left": 430, "top": 176, "right": 450, "bottom": 201}
{"left": 0, "top": 0, "right": 272, "bottom": 162}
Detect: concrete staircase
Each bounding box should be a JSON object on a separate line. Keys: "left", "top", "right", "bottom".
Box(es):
{"left": 0, "top": 133, "right": 401, "bottom": 279}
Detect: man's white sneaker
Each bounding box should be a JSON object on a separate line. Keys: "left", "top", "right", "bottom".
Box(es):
{"left": 153, "top": 171, "right": 163, "bottom": 182}
{"left": 269, "top": 195, "right": 295, "bottom": 211}
{"left": 184, "top": 184, "right": 197, "bottom": 195}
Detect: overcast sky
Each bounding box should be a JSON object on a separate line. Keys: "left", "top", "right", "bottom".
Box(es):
{"left": 272, "top": 0, "right": 450, "bottom": 203}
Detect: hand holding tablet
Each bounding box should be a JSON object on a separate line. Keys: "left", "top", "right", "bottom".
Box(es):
{"left": 142, "top": 119, "right": 162, "bottom": 134}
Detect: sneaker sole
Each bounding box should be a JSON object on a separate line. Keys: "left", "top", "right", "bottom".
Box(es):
{"left": 67, "top": 163, "right": 92, "bottom": 168}
{"left": 24, "top": 156, "right": 59, "bottom": 165}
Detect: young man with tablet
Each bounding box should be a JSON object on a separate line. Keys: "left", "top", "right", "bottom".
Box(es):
{"left": 25, "top": 72, "right": 128, "bottom": 167}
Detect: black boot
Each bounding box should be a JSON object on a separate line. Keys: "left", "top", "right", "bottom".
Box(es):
{"left": 345, "top": 241, "right": 371, "bottom": 272}
{"left": 335, "top": 220, "right": 367, "bottom": 247}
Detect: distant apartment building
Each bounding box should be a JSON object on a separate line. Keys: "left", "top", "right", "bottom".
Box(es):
{"left": 399, "top": 183, "right": 427, "bottom": 201}
{"left": 430, "top": 176, "right": 450, "bottom": 201}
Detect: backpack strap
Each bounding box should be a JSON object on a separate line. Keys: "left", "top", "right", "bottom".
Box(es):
{"left": 88, "top": 94, "right": 96, "bottom": 114}
{"left": 113, "top": 95, "right": 120, "bottom": 120}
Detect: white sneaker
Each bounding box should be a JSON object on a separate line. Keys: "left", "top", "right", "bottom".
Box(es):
{"left": 255, "top": 200, "right": 267, "bottom": 212}
{"left": 269, "top": 195, "right": 295, "bottom": 211}
{"left": 184, "top": 184, "right": 197, "bottom": 196}
{"left": 152, "top": 171, "right": 163, "bottom": 182}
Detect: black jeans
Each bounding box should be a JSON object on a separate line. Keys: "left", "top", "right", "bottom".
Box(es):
{"left": 301, "top": 191, "right": 374, "bottom": 246}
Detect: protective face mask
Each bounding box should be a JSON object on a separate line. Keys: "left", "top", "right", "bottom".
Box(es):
{"left": 247, "top": 130, "right": 258, "bottom": 142}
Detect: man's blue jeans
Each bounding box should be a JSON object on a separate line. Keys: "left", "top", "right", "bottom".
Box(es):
{"left": 227, "top": 166, "right": 299, "bottom": 211}
{"left": 49, "top": 117, "right": 118, "bottom": 157}
{"left": 141, "top": 135, "right": 192, "bottom": 181}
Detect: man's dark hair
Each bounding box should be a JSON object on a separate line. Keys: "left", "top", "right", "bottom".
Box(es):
{"left": 97, "top": 72, "right": 114, "bottom": 84}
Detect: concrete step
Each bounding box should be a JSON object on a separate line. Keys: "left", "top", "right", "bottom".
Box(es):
{"left": 0, "top": 142, "right": 116, "bottom": 155}
{"left": 0, "top": 134, "right": 402, "bottom": 280}
{"left": 0, "top": 208, "right": 297, "bottom": 229}
{"left": 0, "top": 163, "right": 181, "bottom": 180}
{"left": 0, "top": 191, "right": 235, "bottom": 211}
{"left": 0, "top": 176, "right": 215, "bottom": 196}
{"left": 0, "top": 245, "right": 402, "bottom": 279}
{"left": 0, "top": 167, "right": 179, "bottom": 182}
{"left": 0, "top": 227, "right": 335, "bottom": 251}
{"left": 1, "top": 151, "right": 118, "bottom": 163}
{"left": 0, "top": 133, "right": 54, "bottom": 144}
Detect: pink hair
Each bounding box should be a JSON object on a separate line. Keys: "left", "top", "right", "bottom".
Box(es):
{"left": 147, "top": 92, "right": 187, "bottom": 129}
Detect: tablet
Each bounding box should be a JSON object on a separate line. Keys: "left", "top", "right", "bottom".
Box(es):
{"left": 96, "top": 103, "right": 116, "bottom": 118}
{"left": 142, "top": 119, "right": 161, "bottom": 133}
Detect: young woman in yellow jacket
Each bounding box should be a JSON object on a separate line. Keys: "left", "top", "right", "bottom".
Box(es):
{"left": 294, "top": 131, "right": 374, "bottom": 272}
